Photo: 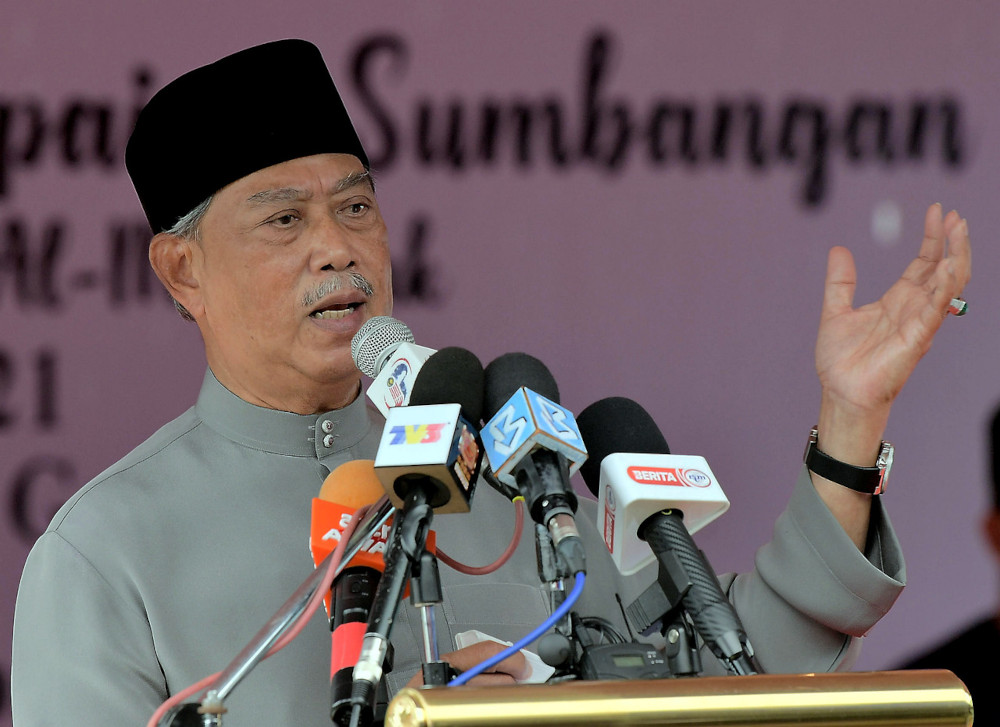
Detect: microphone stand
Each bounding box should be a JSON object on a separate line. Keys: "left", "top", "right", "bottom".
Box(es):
{"left": 534, "top": 521, "right": 596, "bottom": 679}
{"left": 348, "top": 483, "right": 436, "bottom": 727}
{"left": 410, "top": 548, "right": 456, "bottom": 687}
{"left": 534, "top": 523, "right": 568, "bottom": 615}
{"left": 627, "top": 509, "right": 758, "bottom": 677}
{"left": 625, "top": 536, "right": 702, "bottom": 677}
{"left": 159, "top": 499, "right": 396, "bottom": 727}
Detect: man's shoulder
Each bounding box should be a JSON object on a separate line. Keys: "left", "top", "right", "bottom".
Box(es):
{"left": 46, "top": 406, "right": 204, "bottom": 533}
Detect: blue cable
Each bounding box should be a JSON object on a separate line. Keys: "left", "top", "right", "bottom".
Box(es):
{"left": 448, "top": 572, "right": 586, "bottom": 687}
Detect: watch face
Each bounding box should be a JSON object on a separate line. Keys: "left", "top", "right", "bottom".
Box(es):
{"left": 804, "top": 427, "right": 819, "bottom": 462}
{"left": 876, "top": 442, "right": 894, "bottom": 494}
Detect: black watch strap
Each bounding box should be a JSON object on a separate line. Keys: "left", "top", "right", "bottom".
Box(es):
{"left": 803, "top": 427, "right": 892, "bottom": 495}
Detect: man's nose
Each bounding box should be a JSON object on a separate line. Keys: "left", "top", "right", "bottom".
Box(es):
{"left": 311, "top": 215, "right": 356, "bottom": 272}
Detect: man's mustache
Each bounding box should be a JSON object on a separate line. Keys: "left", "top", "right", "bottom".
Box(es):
{"left": 302, "top": 273, "right": 375, "bottom": 308}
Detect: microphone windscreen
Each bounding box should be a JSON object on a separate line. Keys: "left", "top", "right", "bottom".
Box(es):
{"left": 351, "top": 316, "right": 415, "bottom": 377}
{"left": 576, "top": 397, "right": 671, "bottom": 496}
{"left": 408, "top": 347, "right": 485, "bottom": 422}
{"left": 318, "top": 459, "right": 386, "bottom": 507}
{"left": 311, "top": 459, "right": 393, "bottom": 574}
{"left": 483, "top": 352, "right": 560, "bottom": 420}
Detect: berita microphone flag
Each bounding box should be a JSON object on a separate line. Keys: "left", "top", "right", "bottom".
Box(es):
{"left": 576, "top": 397, "right": 730, "bottom": 576}
{"left": 596, "top": 452, "right": 729, "bottom": 575}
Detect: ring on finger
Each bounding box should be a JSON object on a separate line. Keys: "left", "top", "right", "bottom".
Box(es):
{"left": 947, "top": 297, "right": 968, "bottom": 317}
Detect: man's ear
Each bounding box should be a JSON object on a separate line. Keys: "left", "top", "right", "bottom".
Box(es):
{"left": 149, "top": 232, "right": 204, "bottom": 319}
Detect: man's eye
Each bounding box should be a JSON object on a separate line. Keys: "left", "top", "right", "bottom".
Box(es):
{"left": 346, "top": 202, "right": 369, "bottom": 215}
{"left": 270, "top": 213, "right": 299, "bottom": 226}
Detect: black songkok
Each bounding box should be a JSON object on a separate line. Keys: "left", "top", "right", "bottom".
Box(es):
{"left": 125, "top": 39, "right": 369, "bottom": 233}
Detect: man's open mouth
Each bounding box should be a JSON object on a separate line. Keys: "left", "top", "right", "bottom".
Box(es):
{"left": 310, "top": 302, "right": 362, "bottom": 320}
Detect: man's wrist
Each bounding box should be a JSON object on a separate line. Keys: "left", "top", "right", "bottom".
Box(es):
{"left": 804, "top": 426, "right": 893, "bottom": 495}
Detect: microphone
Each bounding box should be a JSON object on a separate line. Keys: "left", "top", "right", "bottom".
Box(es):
{"left": 353, "top": 320, "right": 514, "bottom": 504}
{"left": 575, "top": 397, "right": 757, "bottom": 676}
{"left": 352, "top": 348, "right": 485, "bottom": 723}
{"left": 575, "top": 397, "right": 729, "bottom": 576}
{"left": 480, "top": 353, "right": 588, "bottom": 575}
{"left": 310, "top": 460, "right": 392, "bottom": 726}
{"left": 374, "top": 346, "right": 485, "bottom": 515}
{"left": 310, "top": 460, "right": 392, "bottom": 574}
{"left": 312, "top": 461, "right": 440, "bottom": 725}
{"left": 352, "top": 316, "right": 436, "bottom": 417}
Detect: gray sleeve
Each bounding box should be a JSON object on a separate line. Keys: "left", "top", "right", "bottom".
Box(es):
{"left": 11, "top": 532, "right": 167, "bottom": 727}
{"left": 723, "top": 466, "right": 905, "bottom": 674}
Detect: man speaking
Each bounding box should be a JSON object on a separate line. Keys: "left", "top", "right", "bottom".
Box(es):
{"left": 11, "top": 38, "right": 971, "bottom": 726}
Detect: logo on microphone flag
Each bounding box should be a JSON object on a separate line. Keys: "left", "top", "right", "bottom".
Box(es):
{"left": 310, "top": 498, "right": 437, "bottom": 612}
{"left": 383, "top": 358, "right": 415, "bottom": 409}
{"left": 365, "top": 342, "right": 436, "bottom": 417}
{"left": 374, "top": 403, "right": 480, "bottom": 514}
{"left": 626, "top": 466, "right": 712, "bottom": 488}
{"left": 481, "top": 387, "right": 588, "bottom": 486}
{"left": 387, "top": 423, "right": 448, "bottom": 445}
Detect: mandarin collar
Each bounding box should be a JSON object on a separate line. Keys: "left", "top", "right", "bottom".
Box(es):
{"left": 194, "top": 369, "right": 376, "bottom": 459}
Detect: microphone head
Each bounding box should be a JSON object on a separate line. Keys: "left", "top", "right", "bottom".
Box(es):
{"left": 576, "top": 397, "right": 670, "bottom": 498}
{"left": 311, "top": 459, "right": 392, "bottom": 572}
{"left": 318, "top": 459, "right": 386, "bottom": 507}
{"left": 483, "top": 352, "right": 560, "bottom": 420}
{"left": 409, "top": 347, "right": 485, "bottom": 423}
{"left": 479, "top": 352, "right": 587, "bottom": 489}
{"left": 313, "top": 459, "right": 438, "bottom": 563}
{"left": 352, "top": 316, "right": 415, "bottom": 377}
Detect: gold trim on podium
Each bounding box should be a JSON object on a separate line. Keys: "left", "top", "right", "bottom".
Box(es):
{"left": 386, "top": 670, "right": 972, "bottom": 727}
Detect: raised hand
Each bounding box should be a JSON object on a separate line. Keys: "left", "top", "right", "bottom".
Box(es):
{"left": 816, "top": 203, "right": 970, "bottom": 422}
{"left": 811, "top": 203, "right": 971, "bottom": 548}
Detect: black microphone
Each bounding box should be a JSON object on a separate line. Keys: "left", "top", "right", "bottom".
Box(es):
{"left": 373, "top": 346, "right": 485, "bottom": 514}
{"left": 480, "top": 353, "right": 588, "bottom": 576}
{"left": 576, "top": 397, "right": 759, "bottom": 677}
{"left": 409, "top": 346, "right": 484, "bottom": 419}
{"left": 351, "top": 348, "right": 486, "bottom": 725}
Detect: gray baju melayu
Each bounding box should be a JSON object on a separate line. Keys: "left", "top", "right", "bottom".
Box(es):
{"left": 11, "top": 369, "right": 904, "bottom": 726}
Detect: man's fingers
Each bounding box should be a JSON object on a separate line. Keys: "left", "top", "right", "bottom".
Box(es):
{"left": 917, "top": 202, "right": 946, "bottom": 264}
{"left": 407, "top": 640, "right": 531, "bottom": 687}
{"left": 902, "top": 205, "right": 961, "bottom": 285}
{"left": 925, "top": 216, "right": 970, "bottom": 321}
{"left": 946, "top": 217, "right": 971, "bottom": 291}
{"left": 444, "top": 641, "right": 530, "bottom": 680}
{"left": 455, "top": 671, "right": 519, "bottom": 687}
{"left": 822, "top": 245, "right": 857, "bottom": 317}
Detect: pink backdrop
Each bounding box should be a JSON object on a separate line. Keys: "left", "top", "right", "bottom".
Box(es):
{"left": 2, "top": 2, "right": 997, "bottom": 722}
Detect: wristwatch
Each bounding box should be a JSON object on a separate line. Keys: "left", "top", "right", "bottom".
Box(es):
{"left": 803, "top": 427, "right": 893, "bottom": 495}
